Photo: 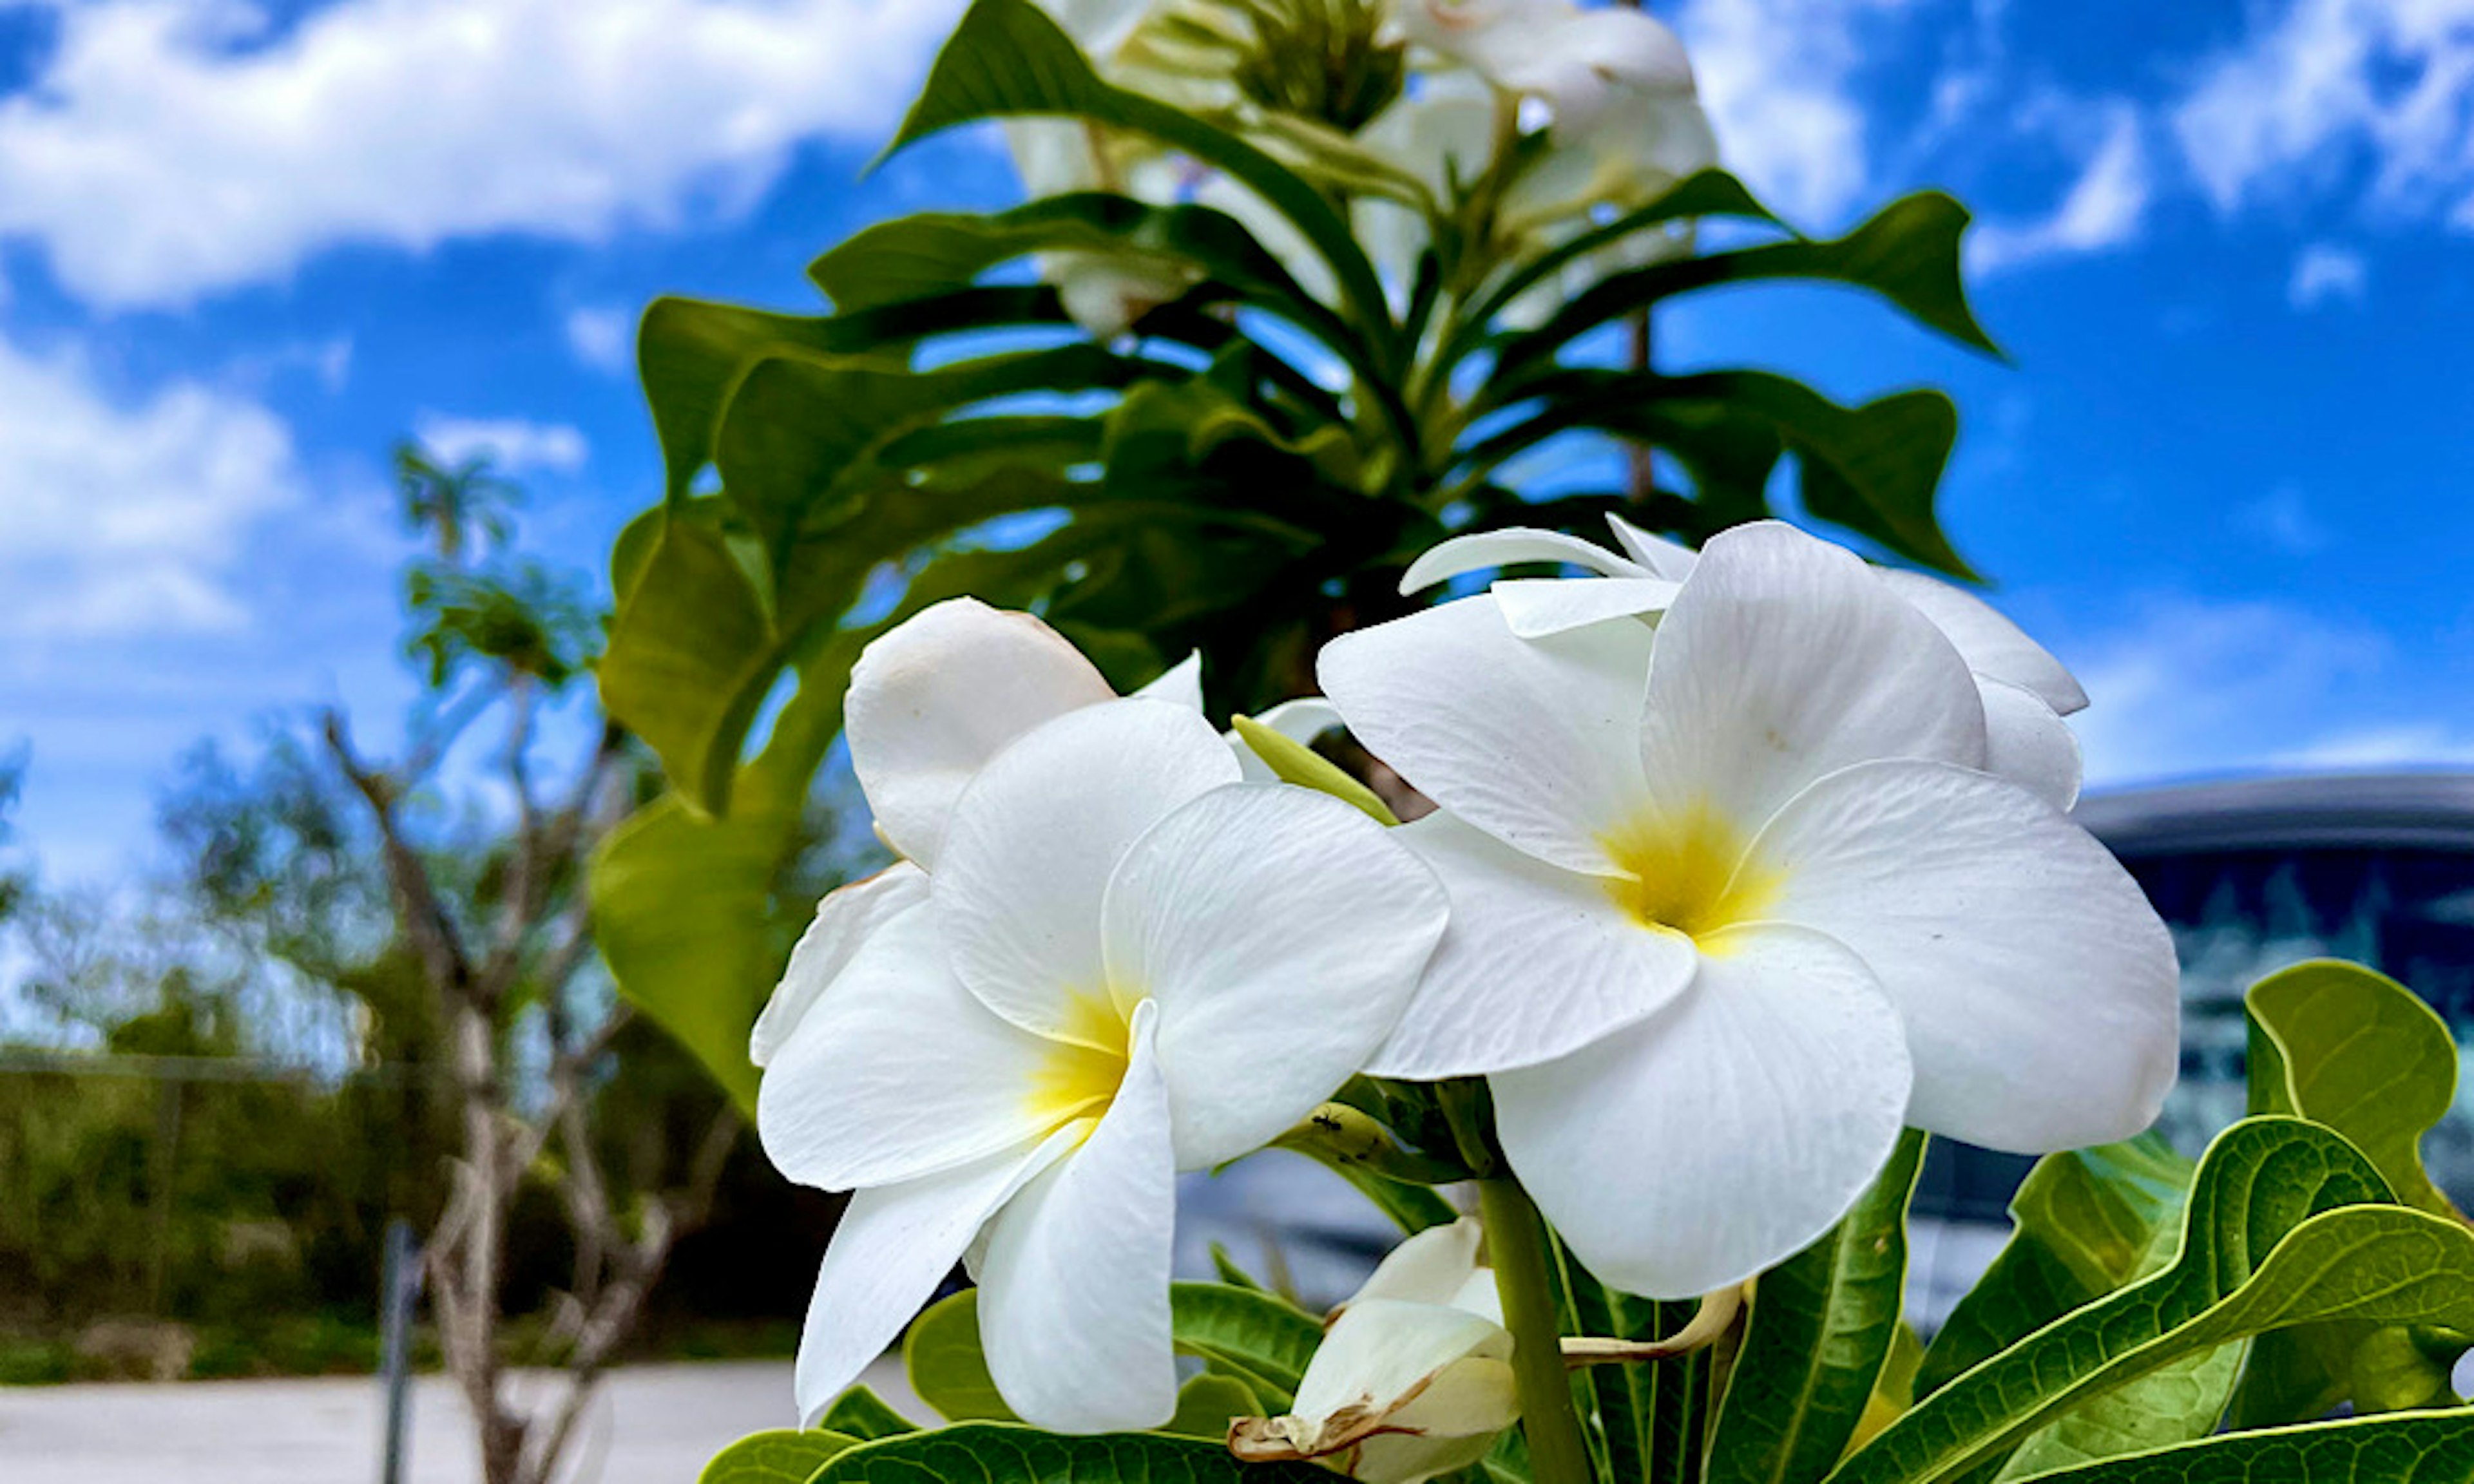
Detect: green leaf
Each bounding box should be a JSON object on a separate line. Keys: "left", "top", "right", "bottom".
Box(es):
{"left": 698, "top": 1429, "right": 861, "bottom": 1484}
{"left": 1707, "top": 1130, "right": 1928, "bottom": 1484}
{"left": 1994, "top": 1342, "right": 2249, "bottom": 1481}
{"left": 2228, "top": 958, "right": 2472, "bottom": 1429}
{"left": 1209, "top": 1244, "right": 1268, "bottom": 1293}
{"left": 1161, "top": 1373, "right": 1265, "bottom": 1440}
{"left": 812, "top": 1422, "right": 1336, "bottom": 1484}
{"left": 905, "top": 1289, "right": 1019, "bottom": 1425}
{"left": 1917, "top": 1136, "right": 2196, "bottom": 1398}
{"left": 883, "top": 0, "right": 1392, "bottom": 346}
{"left": 2001, "top": 1408, "right": 2474, "bottom": 1483}
{"left": 818, "top": 1387, "right": 919, "bottom": 1442}
{"left": 1170, "top": 1280, "right": 1323, "bottom": 1413}
{"left": 1828, "top": 1118, "right": 2474, "bottom": 1484}
{"left": 1487, "top": 189, "right": 2000, "bottom": 383}
{"left": 1229, "top": 715, "right": 1397, "bottom": 824}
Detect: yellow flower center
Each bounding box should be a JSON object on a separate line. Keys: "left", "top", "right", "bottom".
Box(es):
{"left": 1024, "top": 989, "right": 1136, "bottom": 1132}
{"left": 1603, "top": 802, "right": 1783, "bottom": 947}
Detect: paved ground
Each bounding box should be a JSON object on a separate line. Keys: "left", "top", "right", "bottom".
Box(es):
{"left": 0, "top": 1358, "right": 923, "bottom": 1484}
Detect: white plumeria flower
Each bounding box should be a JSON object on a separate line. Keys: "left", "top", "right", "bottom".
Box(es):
{"left": 749, "top": 598, "right": 1200, "bottom": 1067}
{"left": 1399, "top": 515, "right": 2091, "bottom": 811}
{"left": 1318, "top": 520, "right": 2179, "bottom": 1298}
{"left": 756, "top": 692, "right": 1450, "bottom": 1432}
{"left": 1229, "top": 1219, "right": 1515, "bottom": 1484}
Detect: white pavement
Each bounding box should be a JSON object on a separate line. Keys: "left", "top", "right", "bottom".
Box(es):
{"left": 0, "top": 1358, "right": 924, "bottom": 1484}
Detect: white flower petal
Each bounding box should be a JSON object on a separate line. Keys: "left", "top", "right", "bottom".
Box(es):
{"left": 1133, "top": 650, "right": 1205, "bottom": 711}
{"left": 1232, "top": 696, "right": 1341, "bottom": 782}
{"left": 792, "top": 1134, "right": 1069, "bottom": 1425}
{"left": 1636, "top": 522, "right": 1986, "bottom": 835}
{"left": 1399, "top": 528, "right": 1650, "bottom": 596}
{"left": 1603, "top": 513, "right": 1699, "bottom": 580}
{"left": 1366, "top": 811, "right": 1694, "bottom": 1078}
{"left": 1320, "top": 594, "right": 1657, "bottom": 877}
{"left": 758, "top": 906, "right": 1057, "bottom": 1191}
{"left": 1292, "top": 1298, "right": 1513, "bottom": 1427}
{"left": 751, "top": 862, "right": 930, "bottom": 1069}
{"left": 1754, "top": 759, "right": 2180, "bottom": 1153}
{"left": 1491, "top": 576, "right": 1677, "bottom": 637}
{"left": 934, "top": 699, "right": 1242, "bottom": 1038}
{"left": 1977, "top": 677, "right": 2082, "bottom": 812}
{"left": 847, "top": 598, "right": 1115, "bottom": 868}
{"left": 1104, "top": 784, "right": 1446, "bottom": 1168}
{"left": 1344, "top": 1216, "right": 1485, "bottom": 1311}
{"left": 1874, "top": 569, "right": 2088, "bottom": 716}
{"left": 979, "top": 1004, "right": 1180, "bottom": 1432}
{"left": 1493, "top": 924, "right": 1912, "bottom": 1298}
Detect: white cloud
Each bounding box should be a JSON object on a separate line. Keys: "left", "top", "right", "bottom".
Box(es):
{"left": 0, "top": 331, "right": 304, "bottom": 638}
{"left": 564, "top": 305, "right": 633, "bottom": 374}
{"left": 2270, "top": 723, "right": 2474, "bottom": 770}
{"left": 412, "top": 413, "right": 589, "bottom": 476}
{"left": 2288, "top": 241, "right": 2370, "bottom": 306}
{"left": 2234, "top": 484, "right": 2332, "bottom": 554}
{"left": 2172, "top": 0, "right": 2474, "bottom": 225}
{"left": 1968, "top": 102, "right": 2151, "bottom": 274}
{"left": 0, "top": 0, "right": 966, "bottom": 309}
{"left": 1676, "top": 0, "right": 1919, "bottom": 225}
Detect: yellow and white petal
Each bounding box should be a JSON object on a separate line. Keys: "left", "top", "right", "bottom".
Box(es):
{"left": 1131, "top": 650, "right": 1204, "bottom": 711}
{"left": 1754, "top": 759, "right": 2180, "bottom": 1153}
{"left": 1492, "top": 924, "right": 1912, "bottom": 1298}
{"left": 1874, "top": 569, "right": 2088, "bottom": 716}
{"left": 758, "top": 906, "right": 1060, "bottom": 1192}
{"left": 1399, "top": 528, "right": 1651, "bottom": 596}
{"left": 1366, "top": 811, "right": 1694, "bottom": 1078}
{"left": 1977, "top": 677, "right": 2082, "bottom": 812}
{"left": 1320, "top": 594, "right": 1657, "bottom": 878}
{"left": 1103, "top": 785, "right": 1447, "bottom": 1169}
{"left": 978, "top": 1004, "right": 1180, "bottom": 1432}
{"left": 792, "top": 1132, "right": 1071, "bottom": 1426}
{"left": 751, "top": 862, "right": 929, "bottom": 1069}
{"left": 1636, "top": 522, "right": 1986, "bottom": 838}
{"left": 1604, "top": 513, "right": 1700, "bottom": 580}
{"left": 847, "top": 598, "right": 1115, "bottom": 868}
{"left": 934, "top": 699, "right": 1242, "bottom": 1039}
{"left": 1491, "top": 576, "right": 1678, "bottom": 638}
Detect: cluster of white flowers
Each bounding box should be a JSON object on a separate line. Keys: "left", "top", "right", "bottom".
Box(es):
{"left": 752, "top": 517, "right": 2180, "bottom": 1458}
{"left": 1010, "top": 0, "right": 1718, "bottom": 334}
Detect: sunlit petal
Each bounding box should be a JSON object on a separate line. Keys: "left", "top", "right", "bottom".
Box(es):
{"left": 934, "top": 699, "right": 1240, "bottom": 1037}
{"left": 1103, "top": 785, "right": 1446, "bottom": 1168}
{"left": 1755, "top": 759, "right": 2180, "bottom": 1152}
{"left": 847, "top": 598, "right": 1114, "bottom": 867}
{"left": 758, "top": 906, "right": 1057, "bottom": 1191}
{"left": 1366, "top": 811, "right": 1693, "bottom": 1078}
{"left": 1399, "top": 528, "right": 1651, "bottom": 595}
{"left": 1977, "top": 676, "right": 2082, "bottom": 812}
{"left": 978, "top": 1004, "right": 1180, "bottom": 1432}
{"left": 1636, "top": 522, "right": 1986, "bottom": 835}
{"left": 1603, "top": 513, "right": 1699, "bottom": 580}
{"left": 1492, "top": 576, "right": 1677, "bottom": 637}
{"left": 1321, "top": 594, "right": 1656, "bottom": 877}
{"left": 1874, "top": 569, "right": 2088, "bottom": 715}
{"left": 1131, "top": 650, "right": 1205, "bottom": 711}
{"left": 751, "top": 862, "right": 928, "bottom": 1069}
{"left": 1493, "top": 924, "right": 1912, "bottom": 1298}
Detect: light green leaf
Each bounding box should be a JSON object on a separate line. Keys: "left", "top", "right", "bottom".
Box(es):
{"left": 817, "top": 1387, "right": 919, "bottom": 1442}
{"left": 1916, "top": 1136, "right": 2195, "bottom": 1398}
{"left": 905, "top": 1289, "right": 1019, "bottom": 1425}
{"left": 810, "top": 1422, "right": 1336, "bottom": 1484}
{"left": 1707, "top": 1130, "right": 1929, "bottom": 1484}
{"left": 1229, "top": 715, "right": 1396, "bottom": 824}
{"left": 882, "top": 0, "right": 1392, "bottom": 346}
{"left": 2003, "top": 1409, "right": 2474, "bottom": 1483}
{"left": 1828, "top": 1118, "right": 2474, "bottom": 1484}
{"left": 1170, "top": 1280, "right": 1323, "bottom": 1413}
{"left": 698, "top": 1429, "right": 860, "bottom": 1484}
{"left": 1161, "top": 1373, "right": 1265, "bottom": 1440}
{"left": 1994, "top": 1342, "right": 2249, "bottom": 1481}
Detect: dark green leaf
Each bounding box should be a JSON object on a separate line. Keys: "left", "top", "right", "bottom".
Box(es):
{"left": 2004, "top": 1409, "right": 2474, "bottom": 1483}
{"left": 905, "top": 1289, "right": 1019, "bottom": 1425}
{"left": 818, "top": 1387, "right": 919, "bottom": 1442}
{"left": 699, "top": 1429, "right": 861, "bottom": 1484}
{"left": 1170, "top": 1280, "right": 1323, "bottom": 1413}
{"left": 1708, "top": 1130, "right": 1929, "bottom": 1484}
{"left": 812, "top": 1423, "right": 1336, "bottom": 1484}
{"left": 1161, "top": 1373, "right": 1265, "bottom": 1440}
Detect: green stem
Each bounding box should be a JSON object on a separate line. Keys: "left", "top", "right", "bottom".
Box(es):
{"left": 1479, "top": 1177, "right": 1597, "bottom": 1484}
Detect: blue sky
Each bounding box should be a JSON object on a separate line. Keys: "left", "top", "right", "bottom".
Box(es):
{"left": 0, "top": 0, "right": 2468, "bottom": 884}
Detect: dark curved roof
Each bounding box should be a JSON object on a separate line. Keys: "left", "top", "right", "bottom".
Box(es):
{"left": 2074, "top": 772, "right": 2474, "bottom": 857}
